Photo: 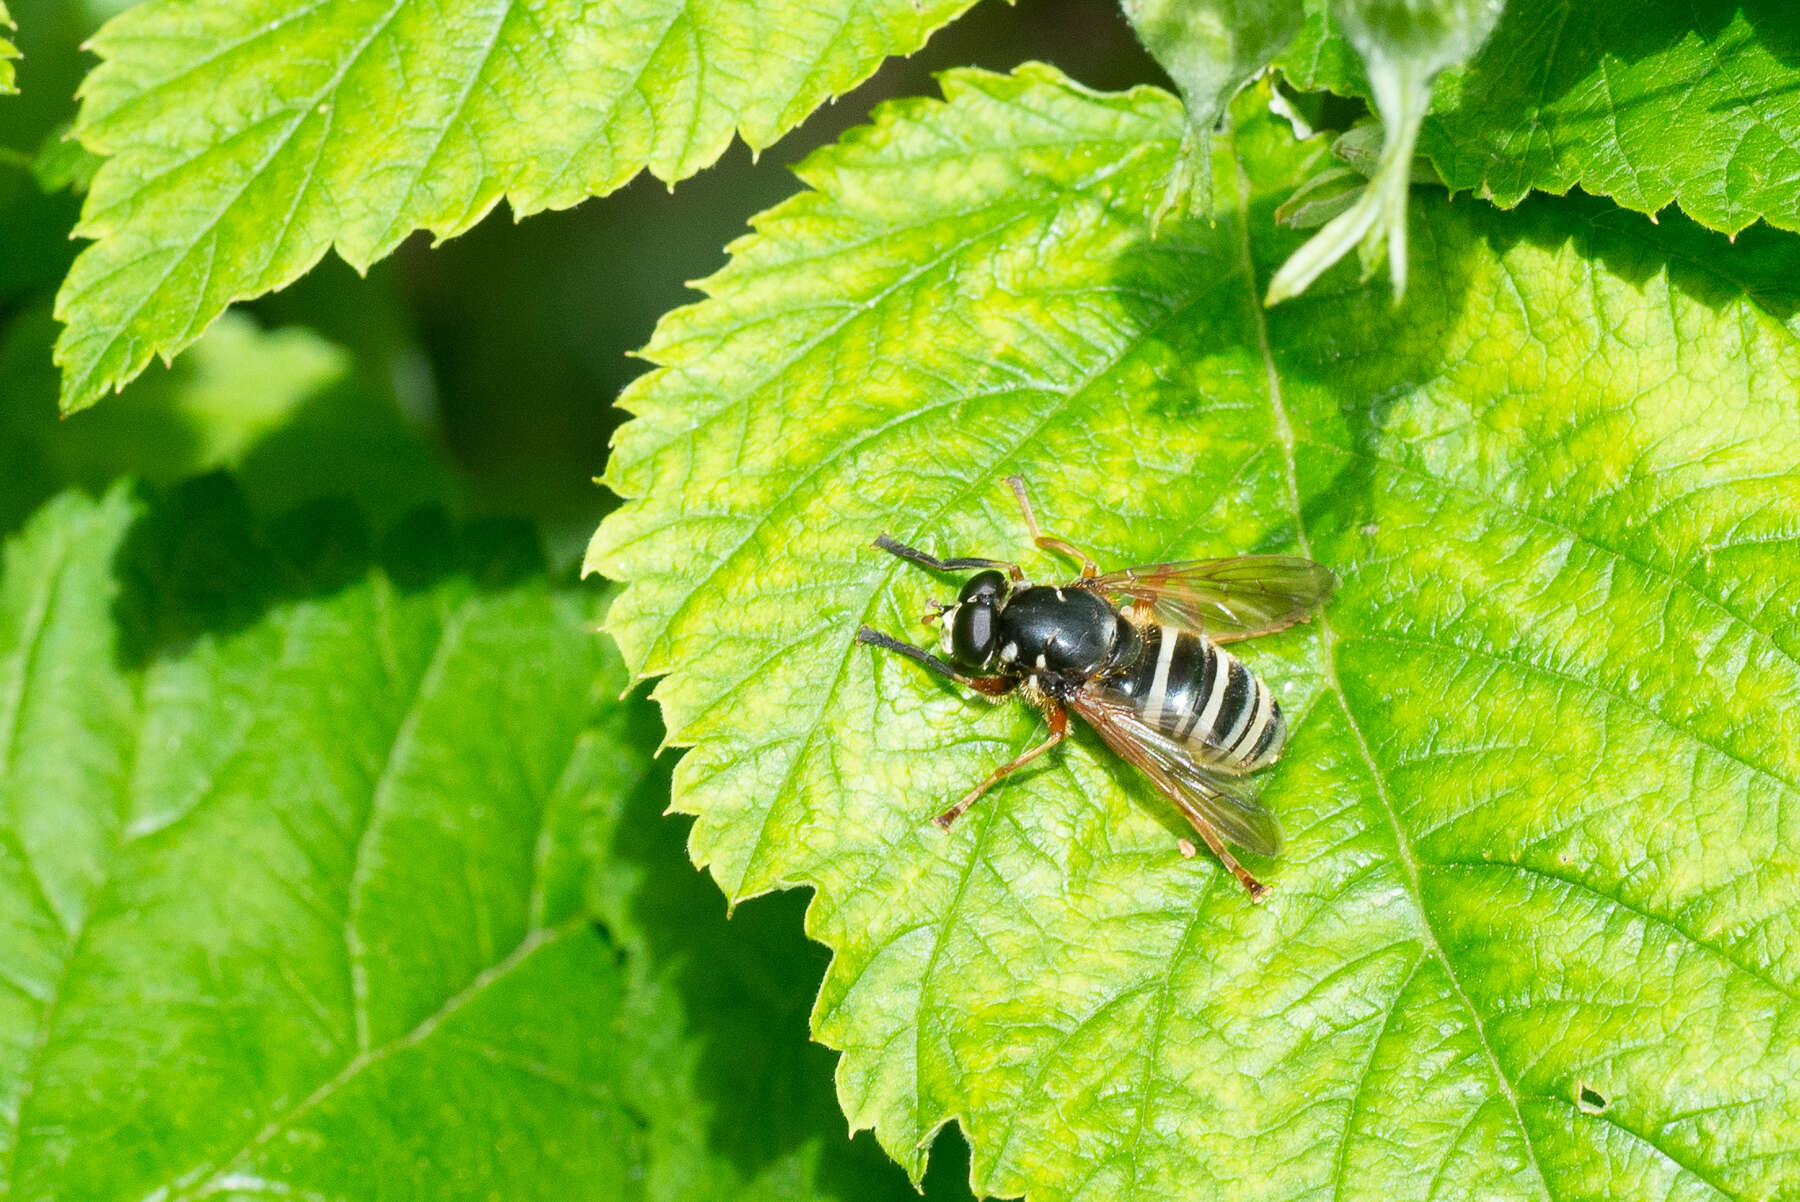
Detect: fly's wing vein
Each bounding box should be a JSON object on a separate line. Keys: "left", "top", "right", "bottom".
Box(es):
{"left": 1069, "top": 689, "right": 1282, "bottom": 856}
{"left": 1084, "top": 555, "right": 1337, "bottom": 642}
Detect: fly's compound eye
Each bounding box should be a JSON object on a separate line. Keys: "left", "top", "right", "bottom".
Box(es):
{"left": 946, "top": 569, "right": 1008, "bottom": 667}
{"left": 958, "top": 569, "right": 1008, "bottom": 605}
{"left": 950, "top": 599, "right": 998, "bottom": 668}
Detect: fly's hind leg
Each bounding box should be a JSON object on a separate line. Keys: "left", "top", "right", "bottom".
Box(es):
{"left": 1007, "top": 475, "right": 1098, "bottom": 579}
{"left": 935, "top": 701, "right": 1069, "bottom": 828}
{"left": 1181, "top": 816, "right": 1271, "bottom": 902}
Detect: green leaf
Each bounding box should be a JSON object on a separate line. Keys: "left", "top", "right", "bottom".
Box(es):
{"left": 0, "top": 306, "right": 453, "bottom": 536}
{"left": 1284, "top": 0, "right": 1800, "bottom": 237}
{"left": 1266, "top": 0, "right": 1503, "bottom": 302}
{"left": 0, "top": 481, "right": 936, "bottom": 1201}
{"left": 51, "top": 0, "right": 979, "bottom": 415}
{"left": 0, "top": 2, "right": 106, "bottom": 308}
{"left": 0, "top": 4, "right": 17, "bottom": 96}
{"left": 589, "top": 64, "right": 1800, "bottom": 1199}
{"left": 29, "top": 120, "right": 99, "bottom": 194}
{"left": 1120, "top": 0, "right": 1304, "bottom": 225}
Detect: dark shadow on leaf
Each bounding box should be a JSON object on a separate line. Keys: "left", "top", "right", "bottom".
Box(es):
{"left": 231, "top": 357, "right": 459, "bottom": 533}
{"left": 608, "top": 745, "right": 977, "bottom": 1201}
{"left": 110, "top": 473, "right": 546, "bottom": 668}
{"left": 1422, "top": 0, "right": 1800, "bottom": 144}
{"left": 0, "top": 300, "right": 455, "bottom": 544}
{"left": 1101, "top": 172, "right": 1480, "bottom": 587}
{"left": 1474, "top": 186, "right": 1800, "bottom": 333}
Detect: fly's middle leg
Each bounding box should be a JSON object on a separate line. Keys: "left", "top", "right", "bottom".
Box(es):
{"left": 1006, "top": 475, "right": 1098, "bottom": 579}
{"left": 935, "top": 701, "right": 1069, "bottom": 828}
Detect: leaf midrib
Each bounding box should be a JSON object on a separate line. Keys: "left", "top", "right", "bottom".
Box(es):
{"left": 127, "top": 589, "right": 597, "bottom": 1200}
{"left": 141, "top": 919, "right": 586, "bottom": 1202}
{"left": 1241, "top": 142, "right": 1797, "bottom": 1196}
{"left": 1232, "top": 147, "right": 1556, "bottom": 1200}
{"left": 344, "top": 583, "right": 472, "bottom": 1054}
{"left": 1, "top": 513, "right": 135, "bottom": 1198}
{"left": 0, "top": 528, "right": 72, "bottom": 937}
{"left": 62, "top": 0, "right": 413, "bottom": 407}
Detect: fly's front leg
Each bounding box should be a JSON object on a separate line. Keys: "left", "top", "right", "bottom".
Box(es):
{"left": 935, "top": 701, "right": 1069, "bottom": 829}
{"left": 873, "top": 533, "right": 1024, "bottom": 583}
{"left": 854, "top": 627, "right": 1018, "bottom": 695}
{"left": 1006, "top": 475, "right": 1098, "bottom": 579}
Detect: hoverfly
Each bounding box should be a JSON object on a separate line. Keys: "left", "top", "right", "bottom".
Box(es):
{"left": 855, "top": 477, "right": 1337, "bottom": 900}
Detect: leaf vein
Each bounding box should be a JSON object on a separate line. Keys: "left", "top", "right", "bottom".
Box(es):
{"left": 1233, "top": 145, "right": 1555, "bottom": 1201}
{"left": 141, "top": 920, "right": 584, "bottom": 1202}
{"left": 1437, "top": 858, "right": 1799, "bottom": 1003}
{"left": 344, "top": 588, "right": 472, "bottom": 1053}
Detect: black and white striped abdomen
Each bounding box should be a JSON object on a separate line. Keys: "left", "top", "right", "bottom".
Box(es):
{"left": 1110, "top": 625, "right": 1286, "bottom": 773}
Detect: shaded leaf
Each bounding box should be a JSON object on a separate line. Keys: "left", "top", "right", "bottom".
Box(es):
{"left": 1284, "top": 0, "right": 1800, "bottom": 236}
{"left": 52, "top": 0, "right": 979, "bottom": 413}
{"left": 1121, "top": 0, "right": 1304, "bottom": 225}
{"left": 590, "top": 64, "right": 1800, "bottom": 1200}
{"left": 28, "top": 120, "right": 98, "bottom": 194}
{"left": 0, "top": 306, "right": 452, "bottom": 536}
{"left": 1265, "top": 0, "right": 1504, "bottom": 302}
{"left": 0, "top": 481, "right": 937, "bottom": 1201}
{"left": 0, "top": 0, "right": 93, "bottom": 309}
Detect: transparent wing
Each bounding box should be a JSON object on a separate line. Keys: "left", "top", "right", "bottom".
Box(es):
{"left": 1068, "top": 688, "right": 1282, "bottom": 857}
{"left": 1085, "top": 556, "right": 1338, "bottom": 642}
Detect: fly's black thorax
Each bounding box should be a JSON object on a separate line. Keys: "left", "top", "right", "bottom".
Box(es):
{"left": 992, "top": 585, "right": 1138, "bottom": 694}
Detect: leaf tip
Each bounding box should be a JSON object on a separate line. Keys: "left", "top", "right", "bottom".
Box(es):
{"left": 56, "top": 372, "right": 103, "bottom": 418}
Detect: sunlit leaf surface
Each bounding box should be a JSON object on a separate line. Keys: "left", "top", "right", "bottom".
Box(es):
{"left": 52, "top": 0, "right": 977, "bottom": 412}
{"left": 1285, "top": 0, "right": 1800, "bottom": 236}
{"left": 591, "top": 65, "right": 1800, "bottom": 1200}
{"left": 0, "top": 3, "right": 18, "bottom": 96}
